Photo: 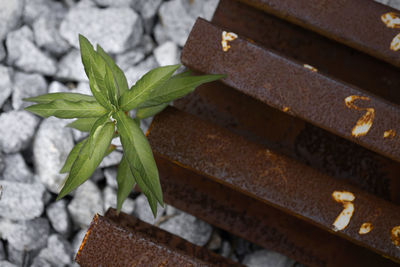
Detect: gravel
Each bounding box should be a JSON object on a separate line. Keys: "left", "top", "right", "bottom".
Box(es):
{"left": 56, "top": 49, "right": 88, "bottom": 82}
{"left": 243, "top": 250, "right": 296, "bottom": 267}
{"left": 0, "top": 65, "right": 13, "bottom": 109}
{"left": 36, "top": 234, "right": 73, "bottom": 266}
{"left": 46, "top": 200, "right": 72, "bottom": 236}
{"left": 12, "top": 71, "right": 47, "bottom": 110}
{"left": 0, "top": 0, "right": 23, "bottom": 41}
{"left": 1, "top": 153, "right": 33, "bottom": 183}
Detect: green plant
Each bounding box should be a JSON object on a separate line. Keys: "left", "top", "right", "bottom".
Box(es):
{"left": 24, "top": 34, "right": 224, "bottom": 216}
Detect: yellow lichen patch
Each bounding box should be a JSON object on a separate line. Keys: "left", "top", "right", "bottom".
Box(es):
{"left": 282, "top": 107, "right": 290, "bottom": 112}
{"left": 332, "top": 190, "right": 355, "bottom": 231}
{"left": 391, "top": 226, "right": 400, "bottom": 246}
{"left": 390, "top": 33, "right": 400, "bottom": 51}
{"left": 359, "top": 222, "right": 373, "bottom": 235}
{"left": 381, "top": 12, "right": 400, "bottom": 29}
{"left": 221, "top": 31, "right": 238, "bottom": 52}
{"left": 384, "top": 129, "right": 396, "bottom": 139}
{"left": 303, "top": 64, "right": 318, "bottom": 72}
{"left": 344, "top": 95, "right": 375, "bottom": 137}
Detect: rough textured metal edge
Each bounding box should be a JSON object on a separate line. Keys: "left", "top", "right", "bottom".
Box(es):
{"left": 212, "top": 0, "right": 400, "bottom": 106}
{"left": 181, "top": 18, "right": 400, "bottom": 164}
{"left": 76, "top": 211, "right": 241, "bottom": 266}
{"left": 236, "top": 0, "right": 400, "bottom": 68}
{"left": 153, "top": 153, "right": 398, "bottom": 267}
{"left": 147, "top": 107, "right": 400, "bottom": 263}
{"left": 174, "top": 82, "right": 400, "bottom": 204}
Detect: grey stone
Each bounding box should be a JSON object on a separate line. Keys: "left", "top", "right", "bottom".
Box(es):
{"left": 37, "top": 234, "right": 72, "bottom": 266}
{"left": 0, "top": 260, "right": 18, "bottom": 267}
{"left": 159, "top": 211, "right": 212, "bottom": 246}
{"left": 0, "top": 218, "right": 50, "bottom": 251}
{"left": 48, "top": 81, "right": 69, "bottom": 93}
{"left": 134, "top": 194, "right": 164, "bottom": 224}
{"left": 71, "top": 82, "right": 92, "bottom": 95}
{"left": 0, "top": 65, "right": 13, "bottom": 109}
{"left": 0, "top": 181, "right": 45, "bottom": 220}
{"left": 0, "top": 0, "right": 23, "bottom": 41}
{"left": 104, "top": 167, "right": 118, "bottom": 189}
{"left": 71, "top": 229, "right": 86, "bottom": 256}
{"left": 56, "top": 49, "right": 88, "bottom": 82}
{"left": 6, "top": 26, "right": 57, "bottom": 75}
{"left": 23, "top": 0, "right": 65, "bottom": 25}
{"left": 60, "top": 6, "right": 143, "bottom": 53}
{"left": 388, "top": 0, "right": 400, "bottom": 10}
{"left": 220, "top": 241, "right": 231, "bottom": 258}
{"left": 94, "top": 0, "right": 132, "bottom": 7}
{"left": 99, "top": 150, "right": 123, "bottom": 168}
{"left": 91, "top": 168, "right": 105, "bottom": 183}
{"left": 68, "top": 180, "right": 104, "bottom": 228}
{"left": 0, "top": 153, "right": 4, "bottom": 176}
{"left": 0, "top": 42, "right": 5, "bottom": 62}
{"left": 154, "top": 41, "right": 180, "bottom": 66}
{"left": 2, "top": 153, "right": 33, "bottom": 183}
{"left": 0, "top": 111, "right": 39, "bottom": 154}
{"left": 33, "top": 8, "right": 70, "bottom": 55}
{"left": 46, "top": 199, "right": 72, "bottom": 236}
{"left": 115, "top": 50, "right": 145, "bottom": 72}
{"left": 207, "top": 231, "right": 222, "bottom": 251}
{"left": 71, "top": 129, "right": 89, "bottom": 142}
{"left": 139, "top": 116, "right": 153, "bottom": 134}
{"left": 30, "top": 257, "right": 52, "bottom": 267}
{"left": 133, "top": 0, "right": 162, "bottom": 32}
{"left": 12, "top": 71, "right": 47, "bottom": 110}
{"left": 33, "top": 117, "right": 74, "bottom": 193}
{"left": 0, "top": 241, "right": 4, "bottom": 260}
{"left": 5, "top": 245, "right": 25, "bottom": 266}
{"left": 125, "top": 56, "right": 158, "bottom": 86}
{"left": 242, "top": 250, "right": 295, "bottom": 267}
{"left": 103, "top": 186, "right": 135, "bottom": 214}
{"left": 154, "top": 23, "right": 171, "bottom": 45}
{"left": 158, "top": 0, "right": 219, "bottom": 46}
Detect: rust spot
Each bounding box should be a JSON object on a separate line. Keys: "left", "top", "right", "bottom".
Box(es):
{"left": 359, "top": 223, "right": 373, "bottom": 235}
{"left": 384, "top": 129, "right": 396, "bottom": 139}
{"left": 77, "top": 214, "right": 98, "bottom": 258}
{"left": 303, "top": 64, "right": 318, "bottom": 72}
{"left": 282, "top": 106, "right": 290, "bottom": 112}
{"left": 332, "top": 191, "right": 355, "bottom": 231}
{"left": 390, "top": 33, "right": 400, "bottom": 51}
{"left": 381, "top": 12, "right": 400, "bottom": 29}
{"left": 391, "top": 226, "right": 400, "bottom": 246}
{"left": 221, "top": 31, "right": 238, "bottom": 52}
{"left": 344, "top": 95, "right": 375, "bottom": 137}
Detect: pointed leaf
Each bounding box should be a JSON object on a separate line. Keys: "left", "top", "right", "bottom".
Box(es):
{"left": 57, "top": 122, "right": 115, "bottom": 200}
{"left": 136, "top": 103, "right": 169, "bottom": 119}
{"left": 87, "top": 113, "right": 111, "bottom": 158}
{"left": 116, "top": 156, "right": 136, "bottom": 213}
{"left": 79, "top": 34, "right": 96, "bottom": 78}
{"left": 23, "top": 92, "right": 95, "bottom": 104}
{"left": 114, "top": 110, "right": 163, "bottom": 205}
{"left": 138, "top": 74, "right": 225, "bottom": 108}
{"left": 59, "top": 139, "right": 86, "bottom": 173}
{"left": 66, "top": 118, "right": 98, "bottom": 132}
{"left": 104, "top": 64, "right": 119, "bottom": 107}
{"left": 119, "top": 64, "right": 180, "bottom": 111}
{"left": 97, "top": 44, "right": 129, "bottom": 96}
{"left": 88, "top": 57, "right": 114, "bottom": 110}
{"left": 25, "top": 99, "right": 108, "bottom": 118}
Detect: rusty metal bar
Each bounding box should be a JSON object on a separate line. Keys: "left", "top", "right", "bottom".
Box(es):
{"left": 174, "top": 82, "right": 400, "bottom": 204}
{"left": 181, "top": 18, "right": 400, "bottom": 163}
{"left": 155, "top": 154, "right": 398, "bottom": 267}
{"left": 212, "top": 0, "right": 400, "bottom": 106}
{"left": 147, "top": 107, "right": 400, "bottom": 263}
{"left": 235, "top": 0, "right": 400, "bottom": 68}
{"left": 76, "top": 209, "right": 241, "bottom": 266}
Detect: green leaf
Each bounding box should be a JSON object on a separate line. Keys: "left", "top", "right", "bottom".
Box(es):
{"left": 138, "top": 74, "right": 226, "bottom": 108}
{"left": 136, "top": 103, "right": 169, "bottom": 119}
{"left": 119, "top": 64, "right": 180, "bottom": 111}
{"left": 59, "top": 139, "right": 86, "bottom": 173}
{"left": 23, "top": 92, "right": 95, "bottom": 104}
{"left": 57, "top": 121, "right": 115, "bottom": 200}
{"left": 25, "top": 99, "right": 108, "bottom": 118}
{"left": 79, "top": 34, "right": 96, "bottom": 79}
{"left": 114, "top": 110, "right": 163, "bottom": 205}
{"left": 97, "top": 44, "right": 129, "bottom": 96}
{"left": 116, "top": 156, "right": 136, "bottom": 213}
{"left": 104, "top": 64, "right": 119, "bottom": 107}
{"left": 88, "top": 69, "right": 113, "bottom": 110}
{"left": 66, "top": 118, "right": 98, "bottom": 132}
{"left": 87, "top": 113, "right": 111, "bottom": 158}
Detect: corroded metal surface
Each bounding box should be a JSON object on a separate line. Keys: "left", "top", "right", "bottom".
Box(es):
{"left": 212, "top": 0, "right": 400, "bottom": 106}
{"left": 154, "top": 154, "right": 398, "bottom": 267}
{"left": 236, "top": 0, "right": 400, "bottom": 67}
{"left": 76, "top": 210, "right": 240, "bottom": 267}
{"left": 181, "top": 18, "right": 400, "bottom": 163}
{"left": 147, "top": 107, "right": 400, "bottom": 263}
{"left": 174, "top": 82, "right": 400, "bottom": 204}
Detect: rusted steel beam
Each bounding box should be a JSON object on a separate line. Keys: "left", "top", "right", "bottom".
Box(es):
{"left": 174, "top": 82, "right": 400, "bottom": 204}
{"left": 76, "top": 209, "right": 241, "bottom": 267}
{"left": 155, "top": 154, "right": 398, "bottom": 267}
{"left": 212, "top": 0, "right": 400, "bottom": 106}
{"left": 181, "top": 18, "right": 400, "bottom": 163}
{"left": 235, "top": 0, "right": 400, "bottom": 68}
{"left": 147, "top": 107, "right": 400, "bottom": 263}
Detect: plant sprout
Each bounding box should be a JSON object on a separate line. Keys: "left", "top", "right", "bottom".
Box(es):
{"left": 24, "top": 34, "right": 225, "bottom": 216}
